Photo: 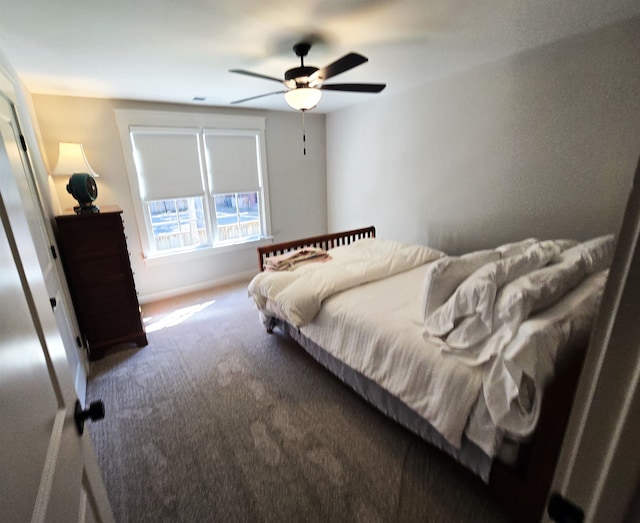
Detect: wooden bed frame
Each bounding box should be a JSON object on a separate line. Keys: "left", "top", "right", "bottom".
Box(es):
{"left": 256, "top": 226, "right": 584, "bottom": 522}
{"left": 257, "top": 226, "right": 376, "bottom": 271}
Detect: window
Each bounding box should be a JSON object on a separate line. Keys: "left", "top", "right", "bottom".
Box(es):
{"left": 148, "top": 197, "right": 206, "bottom": 251}
{"left": 214, "top": 192, "right": 261, "bottom": 243}
{"left": 115, "top": 110, "right": 270, "bottom": 259}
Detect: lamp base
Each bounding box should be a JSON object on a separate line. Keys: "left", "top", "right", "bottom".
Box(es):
{"left": 74, "top": 203, "right": 100, "bottom": 215}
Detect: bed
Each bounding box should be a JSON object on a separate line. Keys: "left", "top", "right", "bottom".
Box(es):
{"left": 248, "top": 226, "right": 614, "bottom": 521}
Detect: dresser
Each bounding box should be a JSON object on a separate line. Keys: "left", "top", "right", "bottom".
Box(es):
{"left": 55, "top": 206, "right": 147, "bottom": 360}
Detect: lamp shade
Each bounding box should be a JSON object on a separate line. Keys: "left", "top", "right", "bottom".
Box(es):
{"left": 52, "top": 142, "right": 99, "bottom": 177}
{"left": 284, "top": 88, "right": 322, "bottom": 111}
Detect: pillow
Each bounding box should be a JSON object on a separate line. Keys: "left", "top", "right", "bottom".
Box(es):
{"left": 560, "top": 234, "right": 615, "bottom": 274}
{"left": 427, "top": 240, "right": 562, "bottom": 348}
{"left": 419, "top": 250, "right": 500, "bottom": 324}
{"left": 329, "top": 237, "right": 444, "bottom": 265}
{"left": 495, "top": 238, "right": 538, "bottom": 258}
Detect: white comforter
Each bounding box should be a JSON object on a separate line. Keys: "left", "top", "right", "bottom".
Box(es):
{"left": 248, "top": 235, "right": 612, "bottom": 459}
{"left": 249, "top": 239, "right": 477, "bottom": 448}
{"left": 248, "top": 238, "right": 444, "bottom": 327}
{"left": 298, "top": 265, "right": 483, "bottom": 449}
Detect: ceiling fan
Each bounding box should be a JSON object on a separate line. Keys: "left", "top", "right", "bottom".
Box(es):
{"left": 229, "top": 42, "right": 386, "bottom": 111}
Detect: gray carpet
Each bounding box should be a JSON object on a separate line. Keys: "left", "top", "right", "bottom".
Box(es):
{"left": 87, "top": 281, "right": 512, "bottom": 522}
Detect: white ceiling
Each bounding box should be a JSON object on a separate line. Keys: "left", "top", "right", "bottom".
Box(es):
{"left": 1, "top": 0, "right": 639, "bottom": 113}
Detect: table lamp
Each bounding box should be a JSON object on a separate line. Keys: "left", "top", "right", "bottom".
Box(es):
{"left": 52, "top": 142, "right": 100, "bottom": 214}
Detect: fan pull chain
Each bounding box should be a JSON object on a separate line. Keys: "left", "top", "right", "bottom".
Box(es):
{"left": 302, "top": 109, "right": 307, "bottom": 155}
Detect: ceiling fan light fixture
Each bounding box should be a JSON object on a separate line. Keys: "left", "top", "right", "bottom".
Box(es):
{"left": 230, "top": 43, "right": 386, "bottom": 110}
{"left": 285, "top": 87, "right": 322, "bottom": 111}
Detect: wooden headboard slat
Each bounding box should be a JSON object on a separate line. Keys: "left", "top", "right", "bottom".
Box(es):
{"left": 257, "top": 226, "right": 376, "bottom": 271}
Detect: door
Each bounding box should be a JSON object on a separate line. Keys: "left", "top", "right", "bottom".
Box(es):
{"left": 0, "top": 107, "right": 114, "bottom": 522}
{"left": 0, "top": 87, "right": 88, "bottom": 400}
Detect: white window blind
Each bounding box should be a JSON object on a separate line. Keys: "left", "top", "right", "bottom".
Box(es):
{"left": 204, "top": 131, "right": 261, "bottom": 194}
{"left": 116, "top": 109, "right": 271, "bottom": 258}
{"left": 130, "top": 127, "right": 204, "bottom": 201}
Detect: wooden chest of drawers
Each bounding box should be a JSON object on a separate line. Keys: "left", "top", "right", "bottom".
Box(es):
{"left": 55, "top": 206, "right": 147, "bottom": 360}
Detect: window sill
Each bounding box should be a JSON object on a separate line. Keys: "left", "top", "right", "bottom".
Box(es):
{"left": 142, "top": 236, "right": 273, "bottom": 267}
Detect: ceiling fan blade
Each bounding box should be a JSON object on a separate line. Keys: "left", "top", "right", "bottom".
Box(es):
{"left": 230, "top": 90, "right": 287, "bottom": 104}
{"left": 229, "top": 69, "right": 283, "bottom": 84}
{"left": 311, "top": 53, "right": 368, "bottom": 83}
{"left": 320, "top": 83, "right": 386, "bottom": 93}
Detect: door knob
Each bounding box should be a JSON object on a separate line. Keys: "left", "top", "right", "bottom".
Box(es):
{"left": 74, "top": 399, "right": 105, "bottom": 435}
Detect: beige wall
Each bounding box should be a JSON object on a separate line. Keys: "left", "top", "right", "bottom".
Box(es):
{"left": 326, "top": 17, "right": 640, "bottom": 253}
{"left": 32, "top": 96, "right": 327, "bottom": 302}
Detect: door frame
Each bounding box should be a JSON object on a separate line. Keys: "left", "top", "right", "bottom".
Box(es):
{"left": 548, "top": 156, "right": 640, "bottom": 521}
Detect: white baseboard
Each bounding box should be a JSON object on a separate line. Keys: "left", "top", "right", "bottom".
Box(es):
{"left": 138, "top": 270, "right": 256, "bottom": 305}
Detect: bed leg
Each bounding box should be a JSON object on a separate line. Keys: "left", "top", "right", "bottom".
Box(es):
{"left": 265, "top": 317, "right": 276, "bottom": 334}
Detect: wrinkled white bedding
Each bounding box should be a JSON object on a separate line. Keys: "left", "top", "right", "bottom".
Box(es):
{"left": 248, "top": 238, "right": 444, "bottom": 327}
{"left": 248, "top": 235, "right": 612, "bottom": 460}
{"left": 299, "top": 264, "right": 481, "bottom": 448}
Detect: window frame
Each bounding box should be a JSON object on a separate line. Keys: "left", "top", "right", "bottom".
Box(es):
{"left": 115, "top": 109, "right": 271, "bottom": 262}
